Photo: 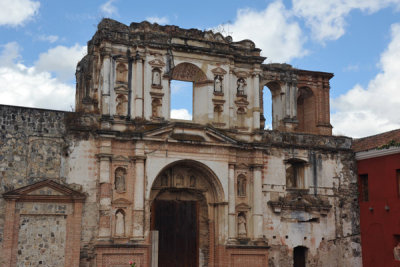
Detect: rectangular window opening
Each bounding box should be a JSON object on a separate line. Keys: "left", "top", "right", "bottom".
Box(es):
{"left": 170, "top": 80, "right": 193, "bottom": 121}
{"left": 360, "top": 174, "right": 369, "bottom": 202}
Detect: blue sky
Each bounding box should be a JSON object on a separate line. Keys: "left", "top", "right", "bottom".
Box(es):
{"left": 1, "top": 0, "right": 400, "bottom": 137}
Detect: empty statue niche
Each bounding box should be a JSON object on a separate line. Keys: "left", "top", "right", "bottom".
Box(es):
{"left": 152, "top": 68, "right": 162, "bottom": 88}
{"left": 213, "top": 104, "right": 223, "bottom": 124}
{"left": 286, "top": 159, "right": 306, "bottom": 190}
{"left": 116, "top": 63, "right": 128, "bottom": 84}
{"left": 293, "top": 246, "right": 308, "bottom": 267}
{"left": 237, "top": 174, "right": 247, "bottom": 197}
{"left": 115, "top": 94, "right": 128, "bottom": 117}
{"left": 297, "top": 86, "right": 316, "bottom": 133}
{"left": 114, "top": 209, "right": 126, "bottom": 237}
{"left": 236, "top": 107, "right": 246, "bottom": 129}
{"left": 114, "top": 167, "right": 127, "bottom": 193}
{"left": 151, "top": 98, "right": 162, "bottom": 119}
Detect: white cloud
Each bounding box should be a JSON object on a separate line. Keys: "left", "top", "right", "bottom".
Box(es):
{"left": 0, "top": 0, "right": 40, "bottom": 27}
{"left": 214, "top": 1, "right": 306, "bottom": 63}
{"left": 0, "top": 42, "right": 86, "bottom": 111}
{"left": 0, "top": 42, "right": 21, "bottom": 66}
{"left": 292, "top": 0, "right": 400, "bottom": 42}
{"left": 100, "top": 0, "right": 118, "bottom": 16}
{"left": 35, "top": 44, "right": 87, "bottom": 82}
{"left": 38, "top": 34, "right": 59, "bottom": 43}
{"left": 146, "top": 16, "right": 169, "bottom": 25}
{"left": 171, "top": 109, "right": 192, "bottom": 120}
{"left": 331, "top": 23, "right": 400, "bottom": 137}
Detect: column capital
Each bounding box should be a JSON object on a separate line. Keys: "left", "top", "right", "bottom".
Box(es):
{"left": 132, "top": 155, "right": 146, "bottom": 162}
{"left": 250, "top": 164, "right": 263, "bottom": 170}
{"left": 96, "top": 153, "right": 113, "bottom": 160}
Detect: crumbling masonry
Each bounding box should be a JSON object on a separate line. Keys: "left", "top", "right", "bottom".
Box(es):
{"left": 0, "top": 19, "right": 361, "bottom": 267}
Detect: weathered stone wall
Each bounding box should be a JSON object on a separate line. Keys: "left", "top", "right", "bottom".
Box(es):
{"left": 0, "top": 105, "right": 67, "bottom": 254}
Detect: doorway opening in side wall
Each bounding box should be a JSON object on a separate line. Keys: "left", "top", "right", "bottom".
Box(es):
{"left": 293, "top": 246, "right": 308, "bottom": 267}
{"left": 170, "top": 80, "right": 193, "bottom": 120}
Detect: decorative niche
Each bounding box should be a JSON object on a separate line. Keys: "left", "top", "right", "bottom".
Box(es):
{"left": 151, "top": 67, "right": 162, "bottom": 89}
{"left": 116, "top": 63, "right": 128, "bottom": 84}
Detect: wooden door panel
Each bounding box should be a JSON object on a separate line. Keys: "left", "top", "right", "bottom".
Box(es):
{"left": 153, "top": 200, "right": 198, "bottom": 267}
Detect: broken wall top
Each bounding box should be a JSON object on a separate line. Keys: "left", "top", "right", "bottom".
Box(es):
{"left": 88, "top": 18, "right": 265, "bottom": 64}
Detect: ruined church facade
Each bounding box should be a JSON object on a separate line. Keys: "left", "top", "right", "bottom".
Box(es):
{"left": 0, "top": 19, "right": 361, "bottom": 267}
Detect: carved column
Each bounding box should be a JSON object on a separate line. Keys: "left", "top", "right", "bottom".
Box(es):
{"left": 134, "top": 58, "right": 144, "bottom": 118}
{"left": 133, "top": 156, "right": 145, "bottom": 240}
{"left": 252, "top": 164, "right": 263, "bottom": 239}
{"left": 228, "top": 163, "right": 236, "bottom": 240}
{"left": 101, "top": 48, "right": 112, "bottom": 116}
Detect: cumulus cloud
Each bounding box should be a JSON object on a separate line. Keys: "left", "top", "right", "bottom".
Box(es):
{"left": 35, "top": 44, "right": 86, "bottom": 82}
{"left": 292, "top": 0, "right": 400, "bottom": 42}
{"left": 100, "top": 0, "right": 118, "bottom": 16}
{"left": 0, "top": 42, "right": 86, "bottom": 111}
{"left": 213, "top": 1, "right": 306, "bottom": 63}
{"left": 0, "top": 0, "right": 40, "bottom": 27}
{"left": 331, "top": 23, "right": 400, "bottom": 137}
{"left": 171, "top": 109, "right": 192, "bottom": 120}
{"left": 146, "top": 16, "right": 169, "bottom": 25}
{"left": 38, "top": 34, "right": 59, "bottom": 43}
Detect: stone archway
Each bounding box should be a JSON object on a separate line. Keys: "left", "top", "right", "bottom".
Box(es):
{"left": 171, "top": 62, "right": 208, "bottom": 83}
{"left": 150, "top": 160, "right": 224, "bottom": 267}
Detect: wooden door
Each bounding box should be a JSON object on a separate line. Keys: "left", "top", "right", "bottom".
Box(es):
{"left": 153, "top": 200, "right": 198, "bottom": 267}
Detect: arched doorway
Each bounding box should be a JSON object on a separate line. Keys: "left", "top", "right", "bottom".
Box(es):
{"left": 150, "top": 160, "right": 223, "bottom": 267}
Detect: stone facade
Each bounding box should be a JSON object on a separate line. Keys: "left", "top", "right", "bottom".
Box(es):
{"left": 0, "top": 19, "right": 361, "bottom": 267}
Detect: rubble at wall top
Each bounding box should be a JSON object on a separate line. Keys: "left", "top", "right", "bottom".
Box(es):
{"left": 89, "top": 18, "right": 265, "bottom": 62}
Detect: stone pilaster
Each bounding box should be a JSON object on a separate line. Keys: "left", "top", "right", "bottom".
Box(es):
{"left": 228, "top": 163, "right": 236, "bottom": 240}
{"left": 134, "top": 58, "right": 144, "bottom": 118}
{"left": 132, "top": 156, "right": 146, "bottom": 240}
{"left": 98, "top": 139, "right": 112, "bottom": 240}
{"left": 101, "top": 48, "right": 112, "bottom": 116}
{"left": 252, "top": 73, "right": 261, "bottom": 130}
{"left": 252, "top": 164, "right": 263, "bottom": 239}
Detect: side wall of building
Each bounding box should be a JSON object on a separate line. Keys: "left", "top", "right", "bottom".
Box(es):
{"left": 358, "top": 152, "right": 400, "bottom": 267}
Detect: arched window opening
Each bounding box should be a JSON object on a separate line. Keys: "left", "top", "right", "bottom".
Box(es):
{"left": 262, "top": 86, "right": 273, "bottom": 129}
{"left": 170, "top": 80, "right": 193, "bottom": 120}
{"left": 297, "top": 86, "right": 315, "bottom": 133}
{"left": 293, "top": 246, "right": 308, "bottom": 267}
{"left": 170, "top": 62, "right": 207, "bottom": 121}
{"left": 264, "top": 82, "right": 282, "bottom": 130}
